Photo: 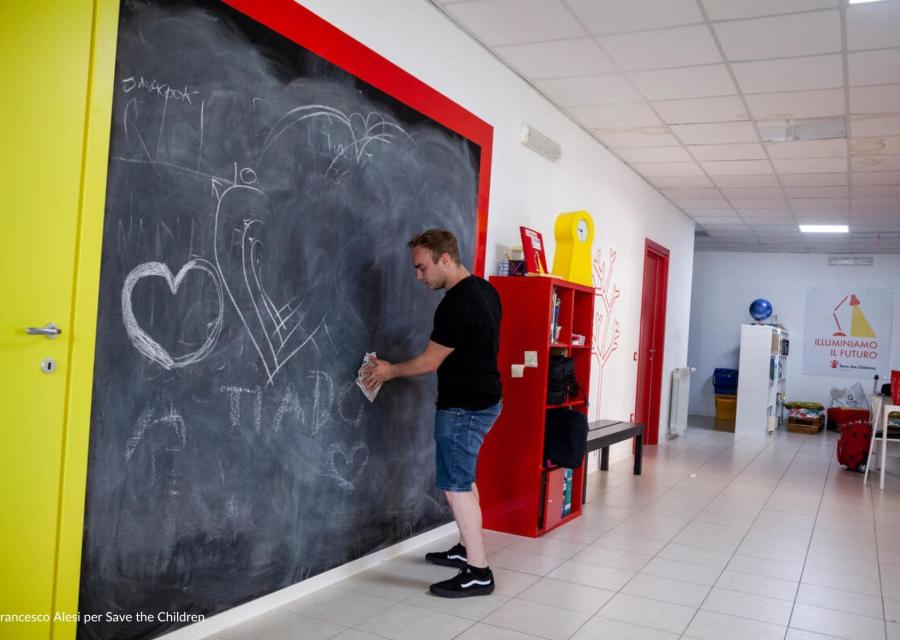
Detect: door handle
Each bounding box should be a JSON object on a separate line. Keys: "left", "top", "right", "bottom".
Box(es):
{"left": 26, "top": 323, "right": 61, "bottom": 338}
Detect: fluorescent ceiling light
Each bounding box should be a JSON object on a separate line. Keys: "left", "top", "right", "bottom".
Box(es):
{"left": 849, "top": 0, "right": 888, "bottom": 4}
{"left": 799, "top": 224, "right": 849, "bottom": 233}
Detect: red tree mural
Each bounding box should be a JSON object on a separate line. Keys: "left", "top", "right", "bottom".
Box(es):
{"left": 592, "top": 248, "right": 621, "bottom": 415}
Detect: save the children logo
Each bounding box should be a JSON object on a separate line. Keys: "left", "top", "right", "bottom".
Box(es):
{"left": 803, "top": 287, "right": 893, "bottom": 379}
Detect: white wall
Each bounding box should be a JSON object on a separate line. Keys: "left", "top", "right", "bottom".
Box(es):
{"left": 689, "top": 252, "right": 900, "bottom": 416}
{"left": 297, "top": 0, "right": 696, "bottom": 438}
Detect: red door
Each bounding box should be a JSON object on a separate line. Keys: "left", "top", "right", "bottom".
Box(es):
{"left": 634, "top": 239, "right": 669, "bottom": 445}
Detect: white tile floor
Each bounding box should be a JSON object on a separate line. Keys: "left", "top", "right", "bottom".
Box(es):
{"left": 210, "top": 422, "right": 900, "bottom": 640}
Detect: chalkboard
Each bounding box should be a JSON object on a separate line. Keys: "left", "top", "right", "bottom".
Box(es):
{"left": 79, "top": 1, "right": 487, "bottom": 637}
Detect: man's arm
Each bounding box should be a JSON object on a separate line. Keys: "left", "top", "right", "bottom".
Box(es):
{"left": 362, "top": 340, "right": 453, "bottom": 390}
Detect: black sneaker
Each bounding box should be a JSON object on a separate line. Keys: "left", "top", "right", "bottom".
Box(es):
{"left": 425, "top": 543, "right": 467, "bottom": 569}
{"left": 429, "top": 565, "right": 494, "bottom": 598}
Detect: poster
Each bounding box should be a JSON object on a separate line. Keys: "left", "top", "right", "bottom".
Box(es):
{"left": 803, "top": 287, "right": 893, "bottom": 378}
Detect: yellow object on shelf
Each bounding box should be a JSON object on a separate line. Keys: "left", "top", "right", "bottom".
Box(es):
{"left": 551, "top": 210, "right": 595, "bottom": 287}
{"left": 715, "top": 394, "right": 737, "bottom": 421}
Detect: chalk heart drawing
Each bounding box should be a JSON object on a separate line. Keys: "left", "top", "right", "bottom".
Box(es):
{"left": 326, "top": 442, "right": 369, "bottom": 490}
{"left": 213, "top": 184, "right": 323, "bottom": 384}
{"left": 122, "top": 259, "right": 225, "bottom": 369}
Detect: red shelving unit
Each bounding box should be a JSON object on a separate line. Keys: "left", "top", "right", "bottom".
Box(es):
{"left": 477, "top": 276, "right": 596, "bottom": 537}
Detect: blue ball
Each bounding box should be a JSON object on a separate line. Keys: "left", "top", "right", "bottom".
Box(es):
{"left": 749, "top": 298, "right": 773, "bottom": 321}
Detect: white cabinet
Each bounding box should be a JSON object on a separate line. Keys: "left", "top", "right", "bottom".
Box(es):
{"left": 735, "top": 324, "right": 789, "bottom": 435}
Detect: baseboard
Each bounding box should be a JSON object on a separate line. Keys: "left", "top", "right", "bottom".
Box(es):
{"left": 158, "top": 522, "right": 457, "bottom": 639}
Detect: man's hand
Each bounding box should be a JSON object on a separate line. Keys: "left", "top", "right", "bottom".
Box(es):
{"left": 362, "top": 356, "right": 394, "bottom": 390}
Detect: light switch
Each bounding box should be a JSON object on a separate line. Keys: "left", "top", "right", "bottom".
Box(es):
{"left": 511, "top": 364, "right": 525, "bottom": 378}
{"left": 524, "top": 351, "right": 538, "bottom": 367}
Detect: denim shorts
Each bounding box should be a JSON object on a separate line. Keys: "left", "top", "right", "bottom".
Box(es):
{"left": 434, "top": 402, "right": 502, "bottom": 492}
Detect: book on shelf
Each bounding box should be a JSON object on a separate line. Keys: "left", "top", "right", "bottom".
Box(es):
{"left": 551, "top": 289, "right": 561, "bottom": 342}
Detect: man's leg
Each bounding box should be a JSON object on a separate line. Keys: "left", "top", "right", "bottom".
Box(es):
{"left": 453, "top": 482, "right": 481, "bottom": 549}
{"left": 445, "top": 485, "right": 487, "bottom": 568}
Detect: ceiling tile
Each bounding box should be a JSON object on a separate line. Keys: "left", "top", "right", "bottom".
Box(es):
{"left": 631, "top": 161, "right": 706, "bottom": 176}
{"left": 744, "top": 89, "right": 845, "bottom": 120}
{"left": 628, "top": 65, "right": 737, "bottom": 101}
{"left": 848, "top": 49, "right": 900, "bottom": 87}
{"left": 852, "top": 197, "right": 900, "bottom": 210}
{"left": 652, "top": 96, "right": 748, "bottom": 124}
{"left": 701, "top": 160, "right": 774, "bottom": 175}
{"left": 784, "top": 186, "right": 850, "bottom": 198}
{"left": 852, "top": 155, "right": 900, "bottom": 172}
{"left": 796, "top": 214, "right": 849, "bottom": 223}
{"left": 569, "top": 103, "right": 661, "bottom": 128}
{"left": 753, "top": 225, "right": 803, "bottom": 233}
{"left": 850, "top": 85, "right": 900, "bottom": 114}
{"left": 496, "top": 39, "right": 616, "bottom": 79}
{"left": 712, "top": 174, "right": 781, "bottom": 187}
{"left": 790, "top": 197, "right": 849, "bottom": 209}
{"left": 765, "top": 139, "right": 848, "bottom": 160}
{"left": 852, "top": 185, "right": 900, "bottom": 197}
{"left": 614, "top": 146, "right": 695, "bottom": 163}
{"left": 851, "top": 135, "right": 900, "bottom": 157}
{"left": 744, "top": 216, "right": 797, "bottom": 224}
{"left": 671, "top": 121, "right": 759, "bottom": 144}
{"left": 772, "top": 157, "right": 848, "bottom": 173}
{"left": 851, "top": 114, "right": 900, "bottom": 139}
{"left": 599, "top": 25, "right": 721, "bottom": 71}
{"left": 686, "top": 208, "right": 738, "bottom": 216}
{"left": 737, "top": 208, "right": 799, "bottom": 216}
{"left": 594, "top": 128, "right": 681, "bottom": 147}
{"left": 850, "top": 208, "right": 900, "bottom": 219}
{"left": 847, "top": 2, "right": 900, "bottom": 51}
{"left": 565, "top": 0, "right": 704, "bottom": 35}
{"left": 661, "top": 188, "right": 725, "bottom": 199}
{"left": 702, "top": 225, "right": 753, "bottom": 233}
{"left": 713, "top": 10, "right": 840, "bottom": 62}
{"left": 729, "top": 198, "right": 789, "bottom": 209}
{"left": 851, "top": 171, "right": 900, "bottom": 185}
{"left": 648, "top": 175, "right": 715, "bottom": 188}
{"left": 536, "top": 75, "right": 640, "bottom": 107}
{"left": 688, "top": 143, "right": 767, "bottom": 161}
{"left": 690, "top": 216, "right": 742, "bottom": 225}
{"left": 779, "top": 173, "right": 848, "bottom": 186}
{"left": 721, "top": 187, "right": 786, "bottom": 198}
{"left": 732, "top": 54, "right": 843, "bottom": 93}
{"left": 670, "top": 198, "right": 732, "bottom": 208}
{"left": 444, "top": 0, "right": 585, "bottom": 45}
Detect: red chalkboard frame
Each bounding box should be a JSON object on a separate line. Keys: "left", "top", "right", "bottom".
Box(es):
{"left": 222, "top": 0, "right": 493, "bottom": 275}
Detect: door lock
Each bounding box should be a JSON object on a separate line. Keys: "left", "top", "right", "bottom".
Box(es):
{"left": 40, "top": 359, "right": 57, "bottom": 374}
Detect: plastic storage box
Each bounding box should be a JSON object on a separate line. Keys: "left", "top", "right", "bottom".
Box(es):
{"left": 715, "top": 394, "right": 737, "bottom": 420}
{"left": 713, "top": 368, "right": 738, "bottom": 395}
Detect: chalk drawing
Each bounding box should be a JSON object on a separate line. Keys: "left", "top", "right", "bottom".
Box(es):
{"left": 219, "top": 385, "right": 263, "bottom": 432}
{"left": 325, "top": 441, "right": 369, "bottom": 490}
{"left": 273, "top": 385, "right": 305, "bottom": 432}
{"left": 122, "top": 259, "right": 224, "bottom": 369}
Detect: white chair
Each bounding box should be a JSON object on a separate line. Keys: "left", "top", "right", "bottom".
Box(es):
{"left": 864, "top": 394, "right": 900, "bottom": 490}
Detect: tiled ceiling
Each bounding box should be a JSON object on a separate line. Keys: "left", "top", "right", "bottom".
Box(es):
{"left": 430, "top": 0, "right": 900, "bottom": 254}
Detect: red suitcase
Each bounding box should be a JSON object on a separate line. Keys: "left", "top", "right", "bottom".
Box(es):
{"left": 836, "top": 420, "right": 872, "bottom": 472}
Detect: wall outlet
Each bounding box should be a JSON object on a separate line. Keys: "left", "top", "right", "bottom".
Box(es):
{"left": 633, "top": 351, "right": 638, "bottom": 361}
{"left": 511, "top": 364, "right": 525, "bottom": 378}
{"left": 629, "top": 413, "right": 635, "bottom": 422}
{"left": 524, "top": 351, "right": 538, "bottom": 367}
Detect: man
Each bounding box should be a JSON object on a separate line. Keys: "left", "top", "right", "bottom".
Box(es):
{"left": 362, "top": 228, "right": 502, "bottom": 598}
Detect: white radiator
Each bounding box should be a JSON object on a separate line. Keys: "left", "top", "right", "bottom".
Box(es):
{"left": 667, "top": 367, "right": 695, "bottom": 439}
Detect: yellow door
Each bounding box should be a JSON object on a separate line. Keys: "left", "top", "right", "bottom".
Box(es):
{"left": 0, "top": 2, "right": 117, "bottom": 638}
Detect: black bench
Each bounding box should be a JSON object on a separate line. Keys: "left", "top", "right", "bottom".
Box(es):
{"left": 582, "top": 420, "right": 644, "bottom": 504}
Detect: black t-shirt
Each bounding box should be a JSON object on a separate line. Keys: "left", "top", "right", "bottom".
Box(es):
{"left": 430, "top": 275, "right": 502, "bottom": 410}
